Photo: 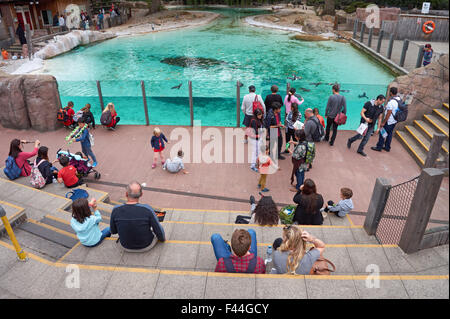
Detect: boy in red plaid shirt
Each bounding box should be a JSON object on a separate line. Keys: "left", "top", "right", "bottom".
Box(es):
{"left": 211, "top": 229, "right": 266, "bottom": 274}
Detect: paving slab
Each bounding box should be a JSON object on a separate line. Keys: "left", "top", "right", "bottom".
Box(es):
{"left": 305, "top": 278, "right": 359, "bottom": 299}
{"left": 196, "top": 244, "right": 218, "bottom": 271}
{"left": 433, "top": 245, "right": 449, "bottom": 264}
{"left": 201, "top": 224, "right": 233, "bottom": 242}
{"left": 0, "top": 244, "right": 21, "bottom": 275}
{"left": 347, "top": 247, "right": 394, "bottom": 274}
{"left": 0, "top": 287, "right": 19, "bottom": 299}
{"left": 205, "top": 274, "right": 256, "bottom": 299}
{"left": 322, "top": 227, "right": 356, "bottom": 245}
{"left": 353, "top": 278, "right": 410, "bottom": 299}
{"left": 0, "top": 257, "right": 49, "bottom": 297}
{"left": 158, "top": 243, "right": 200, "bottom": 269}
{"left": 321, "top": 247, "right": 355, "bottom": 274}
{"left": 169, "top": 222, "right": 204, "bottom": 242}
{"left": 61, "top": 244, "right": 90, "bottom": 263}
{"left": 120, "top": 243, "right": 164, "bottom": 268}
{"left": 402, "top": 279, "right": 449, "bottom": 299}
{"left": 382, "top": 246, "right": 417, "bottom": 274}
{"left": 403, "top": 248, "right": 448, "bottom": 272}
{"left": 153, "top": 273, "right": 207, "bottom": 299}
{"left": 102, "top": 271, "right": 159, "bottom": 299}
{"left": 53, "top": 267, "right": 115, "bottom": 299}
{"left": 260, "top": 226, "right": 283, "bottom": 245}
{"left": 256, "top": 276, "right": 307, "bottom": 299}
{"left": 328, "top": 214, "right": 351, "bottom": 226}
{"left": 83, "top": 239, "right": 124, "bottom": 266}
{"left": 351, "top": 228, "right": 379, "bottom": 244}
{"left": 25, "top": 266, "right": 66, "bottom": 298}
{"left": 204, "top": 211, "right": 233, "bottom": 224}
{"left": 171, "top": 210, "right": 206, "bottom": 223}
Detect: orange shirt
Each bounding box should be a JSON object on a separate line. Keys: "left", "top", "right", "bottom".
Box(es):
{"left": 2, "top": 50, "right": 8, "bottom": 60}
{"left": 316, "top": 114, "right": 325, "bottom": 128}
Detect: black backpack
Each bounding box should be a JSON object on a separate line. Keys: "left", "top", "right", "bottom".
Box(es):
{"left": 311, "top": 117, "right": 325, "bottom": 142}
{"left": 100, "top": 110, "right": 112, "bottom": 125}
{"left": 392, "top": 97, "right": 408, "bottom": 123}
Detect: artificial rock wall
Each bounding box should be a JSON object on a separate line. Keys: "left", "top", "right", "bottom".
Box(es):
{"left": 389, "top": 54, "right": 449, "bottom": 130}
{"left": 0, "top": 73, "right": 62, "bottom": 131}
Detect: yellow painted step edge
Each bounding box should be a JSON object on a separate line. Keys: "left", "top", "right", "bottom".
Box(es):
{"left": 424, "top": 114, "right": 449, "bottom": 137}
{"left": 396, "top": 131, "right": 425, "bottom": 165}
{"left": 443, "top": 103, "right": 449, "bottom": 110}
{"left": 414, "top": 120, "right": 449, "bottom": 154}
{"left": 405, "top": 126, "right": 429, "bottom": 152}
{"left": 433, "top": 109, "right": 449, "bottom": 123}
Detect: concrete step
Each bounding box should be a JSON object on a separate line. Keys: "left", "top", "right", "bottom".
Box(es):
{"left": 414, "top": 120, "right": 449, "bottom": 153}
{"left": 443, "top": 103, "right": 449, "bottom": 110}
{"left": 0, "top": 200, "right": 27, "bottom": 237}
{"left": 19, "top": 219, "right": 78, "bottom": 249}
{"left": 433, "top": 108, "right": 449, "bottom": 124}
{"left": 424, "top": 114, "right": 449, "bottom": 137}
{"left": 396, "top": 130, "right": 426, "bottom": 166}
{"left": 405, "top": 126, "right": 447, "bottom": 161}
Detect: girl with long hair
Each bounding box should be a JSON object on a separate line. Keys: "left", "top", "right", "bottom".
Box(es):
{"left": 35, "top": 146, "right": 59, "bottom": 185}
{"left": 249, "top": 195, "right": 280, "bottom": 226}
{"left": 292, "top": 179, "right": 325, "bottom": 225}
{"left": 284, "top": 102, "right": 302, "bottom": 153}
{"left": 103, "top": 102, "right": 120, "bottom": 129}
{"left": 80, "top": 103, "right": 96, "bottom": 128}
{"left": 70, "top": 197, "right": 111, "bottom": 247}
{"left": 284, "top": 88, "right": 304, "bottom": 116}
{"left": 271, "top": 225, "right": 325, "bottom": 275}
{"left": 248, "top": 108, "right": 264, "bottom": 172}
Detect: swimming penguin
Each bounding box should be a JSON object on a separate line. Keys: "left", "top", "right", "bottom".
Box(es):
{"left": 299, "top": 87, "right": 311, "bottom": 92}
{"left": 310, "top": 82, "right": 322, "bottom": 87}
{"left": 287, "top": 74, "right": 302, "bottom": 81}
{"left": 171, "top": 83, "right": 182, "bottom": 89}
{"left": 238, "top": 81, "right": 244, "bottom": 87}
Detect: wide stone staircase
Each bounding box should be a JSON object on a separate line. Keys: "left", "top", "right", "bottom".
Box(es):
{"left": 396, "top": 103, "right": 449, "bottom": 169}
{"left": 0, "top": 173, "right": 448, "bottom": 299}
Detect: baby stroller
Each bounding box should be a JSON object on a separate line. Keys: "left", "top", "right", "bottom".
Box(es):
{"left": 57, "top": 149, "right": 101, "bottom": 180}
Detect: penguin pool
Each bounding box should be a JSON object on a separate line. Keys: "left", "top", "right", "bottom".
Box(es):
{"left": 37, "top": 7, "right": 396, "bottom": 128}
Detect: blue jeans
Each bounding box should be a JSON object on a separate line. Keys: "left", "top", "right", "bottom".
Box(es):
{"left": 211, "top": 229, "right": 257, "bottom": 261}
{"left": 295, "top": 169, "right": 305, "bottom": 190}
{"left": 349, "top": 123, "right": 375, "bottom": 152}
{"left": 376, "top": 123, "right": 396, "bottom": 151}
{"left": 85, "top": 227, "right": 111, "bottom": 247}
{"left": 82, "top": 145, "right": 97, "bottom": 163}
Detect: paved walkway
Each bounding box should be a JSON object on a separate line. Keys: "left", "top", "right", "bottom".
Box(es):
{"left": 0, "top": 125, "right": 448, "bottom": 228}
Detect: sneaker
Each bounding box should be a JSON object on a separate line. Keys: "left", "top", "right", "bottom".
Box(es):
{"left": 347, "top": 139, "right": 352, "bottom": 149}
{"left": 329, "top": 141, "right": 334, "bottom": 146}
{"left": 371, "top": 147, "right": 382, "bottom": 152}
{"left": 152, "top": 163, "right": 156, "bottom": 169}
{"left": 278, "top": 155, "right": 286, "bottom": 160}
{"left": 257, "top": 184, "right": 261, "bottom": 189}
{"left": 92, "top": 162, "right": 98, "bottom": 168}
{"left": 289, "top": 187, "right": 298, "bottom": 192}
{"left": 383, "top": 148, "right": 390, "bottom": 152}
{"left": 357, "top": 150, "right": 367, "bottom": 157}
{"left": 249, "top": 195, "right": 255, "bottom": 205}
{"left": 261, "top": 188, "right": 270, "bottom": 192}
{"left": 251, "top": 166, "right": 259, "bottom": 173}
{"left": 322, "top": 211, "right": 328, "bottom": 219}
{"left": 283, "top": 150, "right": 290, "bottom": 154}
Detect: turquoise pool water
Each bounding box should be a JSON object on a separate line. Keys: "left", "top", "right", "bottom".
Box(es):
{"left": 40, "top": 7, "right": 395, "bottom": 128}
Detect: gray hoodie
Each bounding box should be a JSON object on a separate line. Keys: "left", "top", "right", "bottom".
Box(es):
{"left": 328, "top": 198, "right": 354, "bottom": 217}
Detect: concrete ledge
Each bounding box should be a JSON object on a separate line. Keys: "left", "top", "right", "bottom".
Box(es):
{"left": 420, "top": 226, "right": 450, "bottom": 250}
{"left": 350, "top": 38, "right": 409, "bottom": 76}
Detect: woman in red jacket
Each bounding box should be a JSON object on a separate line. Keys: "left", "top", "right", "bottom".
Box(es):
{"left": 8, "top": 139, "right": 41, "bottom": 176}
{"left": 103, "top": 102, "right": 121, "bottom": 130}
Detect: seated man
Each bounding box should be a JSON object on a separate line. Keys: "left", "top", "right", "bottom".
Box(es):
{"left": 110, "top": 181, "right": 165, "bottom": 252}
{"left": 211, "top": 229, "right": 266, "bottom": 274}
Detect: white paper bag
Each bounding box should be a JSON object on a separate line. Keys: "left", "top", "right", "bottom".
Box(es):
{"left": 293, "top": 120, "right": 304, "bottom": 130}
{"left": 356, "top": 122, "right": 368, "bottom": 135}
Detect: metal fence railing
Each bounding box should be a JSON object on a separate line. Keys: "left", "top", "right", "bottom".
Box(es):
{"left": 375, "top": 176, "right": 419, "bottom": 245}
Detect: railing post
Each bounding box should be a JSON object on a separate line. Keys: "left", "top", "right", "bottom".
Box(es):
{"left": 376, "top": 30, "right": 384, "bottom": 53}
{"left": 364, "top": 178, "right": 391, "bottom": 236}
{"left": 399, "top": 39, "right": 409, "bottom": 67}
{"left": 367, "top": 27, "right": 373, "bottom": 47}
{"left": 352, "top": 19, "right": 358, "bottom": 39}
{"left": 386, "top": 33, "right": 394, "bottom": 59}
{"left": 96, "top": 80, "right": 104, "bottom": 112}
{"left": 189, "top": 81, "right": 193, "bottom": 127}
{"left": 398, "top": 168, "right": 444, "bottom": 254}
{"left": 416, "top": 45, "right": 425, "bottom": 68}
{"left": 286, "top": 82, "right": 291, "bottom": 95}
{"left": 236, "top": 81, "right": 241, "bottom": 128}
{"left": 424, "top": 134, "right": 446, "bottom": 168}
{"left": 141, "top": 81, "right": 150, "bottom": 126}
{"left": 359, "top": 23, "right": 365, "bottom": 43}
{"left": 0, "top": 206, "right": 27, "bottom": 261}
{"left": 25, "top": 24, "right": 33, "bottom": 60}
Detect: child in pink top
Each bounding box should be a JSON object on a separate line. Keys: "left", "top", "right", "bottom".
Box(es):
{"left": 284, "top": 88, "right": 304, "bottom": 114}
{"left": 8, "top": 139, "right": 40, "bottom": 176}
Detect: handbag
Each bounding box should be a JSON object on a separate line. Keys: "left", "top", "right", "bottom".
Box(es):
{"left": 309, "top": 249, "right": 336, "bottom": 275}
{"left": 334, "top": 111, "right": 347, "bottom": 125}
{"left": 356, "top": 122, "right": 368, "bottom": 135}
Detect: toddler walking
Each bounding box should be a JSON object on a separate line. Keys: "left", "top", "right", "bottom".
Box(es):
{"left": 151, "top": 127, "right": 169, "bottom": 169}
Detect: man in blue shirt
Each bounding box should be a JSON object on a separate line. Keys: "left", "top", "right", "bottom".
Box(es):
{"left": 110, "top": 181, "right": 165, "bottom": 252}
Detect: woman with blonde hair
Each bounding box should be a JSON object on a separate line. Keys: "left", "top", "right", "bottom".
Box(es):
{"left": 271, "top": 225, "right": 325, "bottom": 275}
{"left": 102, "top": 102, "right": 120, "bottom": 130}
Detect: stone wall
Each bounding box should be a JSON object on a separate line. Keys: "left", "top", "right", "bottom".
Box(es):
{"left": 389, "top": 54, "right": 449, "bottom": 130}
{"left": 0, "top": 73, "right": 62, "bottom": 132}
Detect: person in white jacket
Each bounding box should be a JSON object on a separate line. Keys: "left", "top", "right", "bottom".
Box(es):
{"left": 241, "top": 85, "right": 265, "bottom": 144}
{"left": 322, "top": 187, "right": 354, "bottom": 218}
